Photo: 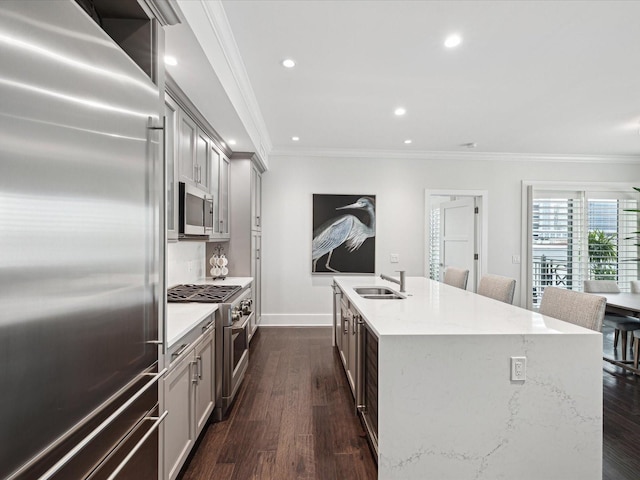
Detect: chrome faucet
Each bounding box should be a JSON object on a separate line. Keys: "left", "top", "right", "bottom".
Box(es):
{"left": 380, "top": 270, "right": 406, "bottom": 293}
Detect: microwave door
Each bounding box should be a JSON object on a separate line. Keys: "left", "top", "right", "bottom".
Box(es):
{"left": 184, "top": 190, "right": 205, "bottom": 235}
{"left": 204, "top": 197, "right": 214, "bottom": 235}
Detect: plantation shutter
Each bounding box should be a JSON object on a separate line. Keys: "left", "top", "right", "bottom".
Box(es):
{"left": 429, "top": 207, "right": 441, "bottom": 281}
{"left": 529, "top": 187, "right": 639, "bottom": 309}
{"left": 530, "top": 190, "right": 586, "bottom": 308}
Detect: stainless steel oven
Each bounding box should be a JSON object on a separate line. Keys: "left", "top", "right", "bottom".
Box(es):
{"left": 215, "top": 287, "right": 252, "bottom": 419}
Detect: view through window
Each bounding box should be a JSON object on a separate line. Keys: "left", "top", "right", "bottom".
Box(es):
{"left": 530, "top": 189, "right": 639, "bottom": 308}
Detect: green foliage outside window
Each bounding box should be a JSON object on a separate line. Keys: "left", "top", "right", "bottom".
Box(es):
{"left": 588, "top": 229, "right": 617, "bottom": 280}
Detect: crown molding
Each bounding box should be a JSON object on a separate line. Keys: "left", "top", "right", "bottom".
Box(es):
{"left": 270, "top": 147, "right": 640, "bottom": 164}
{"left": 193, "top": 0, "right": 272, "bottom": 166}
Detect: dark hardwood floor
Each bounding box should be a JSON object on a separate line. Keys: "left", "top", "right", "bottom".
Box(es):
{"left": 178, "top": 327, "right": 376, "bottom": 480}
{"left": 179, "top": 326, "right": 640, "bottom": 480}
{"left": 602, "top": 325, "right": 640, "bottom": 480}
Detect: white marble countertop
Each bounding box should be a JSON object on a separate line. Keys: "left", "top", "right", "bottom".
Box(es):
{"left": 334, "top": 276, "right": 601, "bottom": 337}
{"left": 166, "top": 303, "right": 218, "bottom": 347}
{"left": 166, "top": 277, "right": 252, "bottom": 347}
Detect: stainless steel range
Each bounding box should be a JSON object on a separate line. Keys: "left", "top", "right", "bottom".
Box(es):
{"left": 167, "top": 284, "right": 252, "bottom": 419}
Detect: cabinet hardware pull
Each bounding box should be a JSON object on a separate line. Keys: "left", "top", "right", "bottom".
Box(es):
{"left": 192, "top": 361, "right": 199, "bottom": 384}
{"left": 197, "top": 355, "right": 203, "bottom": 379}
{"left": 171, "top": 343, "right": 190, "bottom": 359}
{"left": 202, "top": 321, "right": 214, "bottom": 332}
{"left": 105, "top": 411, "right": 168, "bottom": 480}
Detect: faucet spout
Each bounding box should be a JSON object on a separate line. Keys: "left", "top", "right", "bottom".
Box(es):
{"left": 380, "top": 270, "right": 406, "bottom": 293}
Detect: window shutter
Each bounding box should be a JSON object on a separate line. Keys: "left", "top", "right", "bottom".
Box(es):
{"left": 529, "top": 187, "right": 639, "bottom": 308}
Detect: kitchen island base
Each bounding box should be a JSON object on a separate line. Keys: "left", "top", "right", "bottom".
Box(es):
{"left": 334, "top": 276, "right": 602, "bottom": 480}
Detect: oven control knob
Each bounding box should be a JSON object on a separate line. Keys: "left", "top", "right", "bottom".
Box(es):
{"left": 240, "top": 299, "right": 252, "bottom": 314}
{"left": 231, "top": 308, "right": 241, "bottom": 322}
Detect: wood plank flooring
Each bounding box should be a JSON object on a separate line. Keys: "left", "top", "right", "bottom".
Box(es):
{"left": 602, "top": 325, "right": 640, "bottom": 480}
{"left": 179, "top": 326, "right": 640, "bottom": 480}
{"left": 178, "top": 327, "right": 376, "bottom": 480}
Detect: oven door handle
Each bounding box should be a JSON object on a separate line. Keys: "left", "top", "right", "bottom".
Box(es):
{"left": 231, "top": 313, "right": 251, "bottom": 333}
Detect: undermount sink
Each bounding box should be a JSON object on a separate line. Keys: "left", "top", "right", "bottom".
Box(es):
{"left": 354, "top": 286, "right": 405, "bottom": 300}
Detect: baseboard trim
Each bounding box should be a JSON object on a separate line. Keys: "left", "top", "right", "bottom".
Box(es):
{"left": 259, "top": 313, "right": 332, "bottom": 327}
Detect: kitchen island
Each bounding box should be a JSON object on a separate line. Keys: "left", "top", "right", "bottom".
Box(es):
{"left": 334, "top": 276, "right": 602, "bottom": 480}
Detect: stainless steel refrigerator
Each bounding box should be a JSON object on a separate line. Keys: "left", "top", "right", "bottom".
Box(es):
{"left": 0, "top": 1, "right": 165, "bottom": 478}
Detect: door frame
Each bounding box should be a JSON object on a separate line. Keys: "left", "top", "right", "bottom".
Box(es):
{"left": 424, "top": 189, "right": 489, "bottom": 291}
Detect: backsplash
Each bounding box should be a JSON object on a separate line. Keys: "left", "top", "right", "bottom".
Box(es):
{"left": 167, "top": 242, "right": 205, "bottom": 286}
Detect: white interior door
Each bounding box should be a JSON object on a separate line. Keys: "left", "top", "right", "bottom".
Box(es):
{"left": 440, "top": 198, "right": 476, "bottom": 290}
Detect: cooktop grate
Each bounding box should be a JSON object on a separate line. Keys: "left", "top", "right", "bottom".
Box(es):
{"left": 167, "top": 284, "right": 242, "bottom": 303}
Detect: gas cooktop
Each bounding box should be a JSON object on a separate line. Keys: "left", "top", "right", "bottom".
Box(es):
{"left": 167, "top": 284, "right": 242, "bottom": 303}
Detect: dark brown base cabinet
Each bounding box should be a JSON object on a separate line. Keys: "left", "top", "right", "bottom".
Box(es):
{"left": 332, "top": 282, "right": 379, "bottom": 458}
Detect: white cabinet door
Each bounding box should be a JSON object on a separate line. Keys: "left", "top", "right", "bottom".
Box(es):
{"left": 178, "top": 113, "right": 197, "bottom": 186}
{"left": 164, "top": 352, "right": 195, "bottom": 480}
{"left": 195, "top": 130, "right": 209, "bottom": 191}
{"left": 251, "top": 165, "right": 262, "bottom": 232}
{"left": 250, "top": 232, "right": 261, "bottom": 335}
{"left": 339, "top": 302, "right": 350, "bottom": 372}
{"left": 165, "top": 97, "right": 179, "bottom": 241}
{"left": 208, "top": 146, "right": 230, "bottom": 240}
{"left": 218, "top": 155, "right": 230, "bottom": 237}
{"left": 194, "top": 329, "right": 215, "bottom": 436}
{"left": 347, "top": 308, "right": 358, "bottom": 395}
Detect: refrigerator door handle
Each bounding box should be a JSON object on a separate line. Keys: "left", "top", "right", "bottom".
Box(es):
{"left": 39, "top": 369, "right": 167, "bottom": 479}
{"left": 105, "top": 410, "right": 168, "bottom": 480}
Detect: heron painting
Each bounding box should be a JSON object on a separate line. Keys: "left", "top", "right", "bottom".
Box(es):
{"left": 312, "top": 194, "right": 376, "bottom": 274}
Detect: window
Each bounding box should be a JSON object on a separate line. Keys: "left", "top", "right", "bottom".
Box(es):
{"left": 429, "top": 207, "right": 441, "bottom": 281}
{"left": 526, "top": 184, "right": 639, "bottom": 309}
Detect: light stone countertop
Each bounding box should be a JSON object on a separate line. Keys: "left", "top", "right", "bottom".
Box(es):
{"left": 166, "top": 303, "right": 218, "bottom": 348}
{"left": 334, "top": 275, "right": 601, "bottom": 337}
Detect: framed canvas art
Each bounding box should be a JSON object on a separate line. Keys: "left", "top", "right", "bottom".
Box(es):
{"left": 312, "top": 194, "right": 376, "bottom": 274}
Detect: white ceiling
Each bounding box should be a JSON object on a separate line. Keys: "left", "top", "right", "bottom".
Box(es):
{"left": 171, "top": 0, "right": 640, "bottom": 160}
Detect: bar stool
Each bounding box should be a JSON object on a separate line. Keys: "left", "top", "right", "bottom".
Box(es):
{"left": 477, "top": 274, "right": 516, "bottom": 304}
{"left": 443, "top": 267, "right": 469, "bottom": 290}
{"left": 539, "top": 287, "right": 605, "bottom": 332}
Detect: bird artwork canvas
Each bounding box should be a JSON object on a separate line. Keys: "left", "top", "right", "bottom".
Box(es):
{"left": 312, "top": 194, "right": 376, "bottom": 274}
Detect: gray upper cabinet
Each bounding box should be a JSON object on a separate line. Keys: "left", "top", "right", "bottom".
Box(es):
{"left": 195, "top": 129, "right": 209, "bottom": 191}
{"left": 208, "top": 144, "right": 230, "bottom": 240}
{"left": 165, "top": 96, "right": 179, "bottom": 241}
{"left": 166, "top": 76, "right": 232, "bottom": 242}
{"left": 251, "top": 164, "right": 262, "bottom": 232}
{"left": 218, "top": 154, "right": 230, "bottom": 237}
{"left": 178, "top": 113, "right": 209, "bottom": 191}
{"left": 178, "top": 112, "right": 197, "bottom": 186}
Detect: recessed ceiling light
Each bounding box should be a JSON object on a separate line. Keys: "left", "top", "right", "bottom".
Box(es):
{"left": 292, "top": 136, "right": 300, "bottom": 141}
{"left": 164, "top": 55, "right": 178, "bottom": 66}
{"left": 282, "top": 58, "right": 296, "bottom": 68}
{"left": 444, "top": 34, "right": 462, "bottom": 49}
{"left": 394, "top": 107, "right": 406, "bottom": 116}
{"left": 404, "top": 139, "right": 412, "bottom": 144}
{"left": 228, "top": 139, "right": 237, "bottom": 146}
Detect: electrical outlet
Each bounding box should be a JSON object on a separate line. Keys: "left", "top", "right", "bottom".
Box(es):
{"left": 512, "top": 255, "right": 521, "bottom": 264}
{"left": 390, "top": 253, "right": 399, "bottom": 263}
{"left": 511, "top": 356, "right": 526, "bottom": 381}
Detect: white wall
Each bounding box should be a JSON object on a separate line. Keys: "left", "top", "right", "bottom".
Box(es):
{"left": 261, "top": 154, "right": 640, "bottom": 325}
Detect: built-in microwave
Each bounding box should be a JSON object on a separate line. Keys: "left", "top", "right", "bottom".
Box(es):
{"left": 178, "top": 182, "right": 214, "bottom": 237}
